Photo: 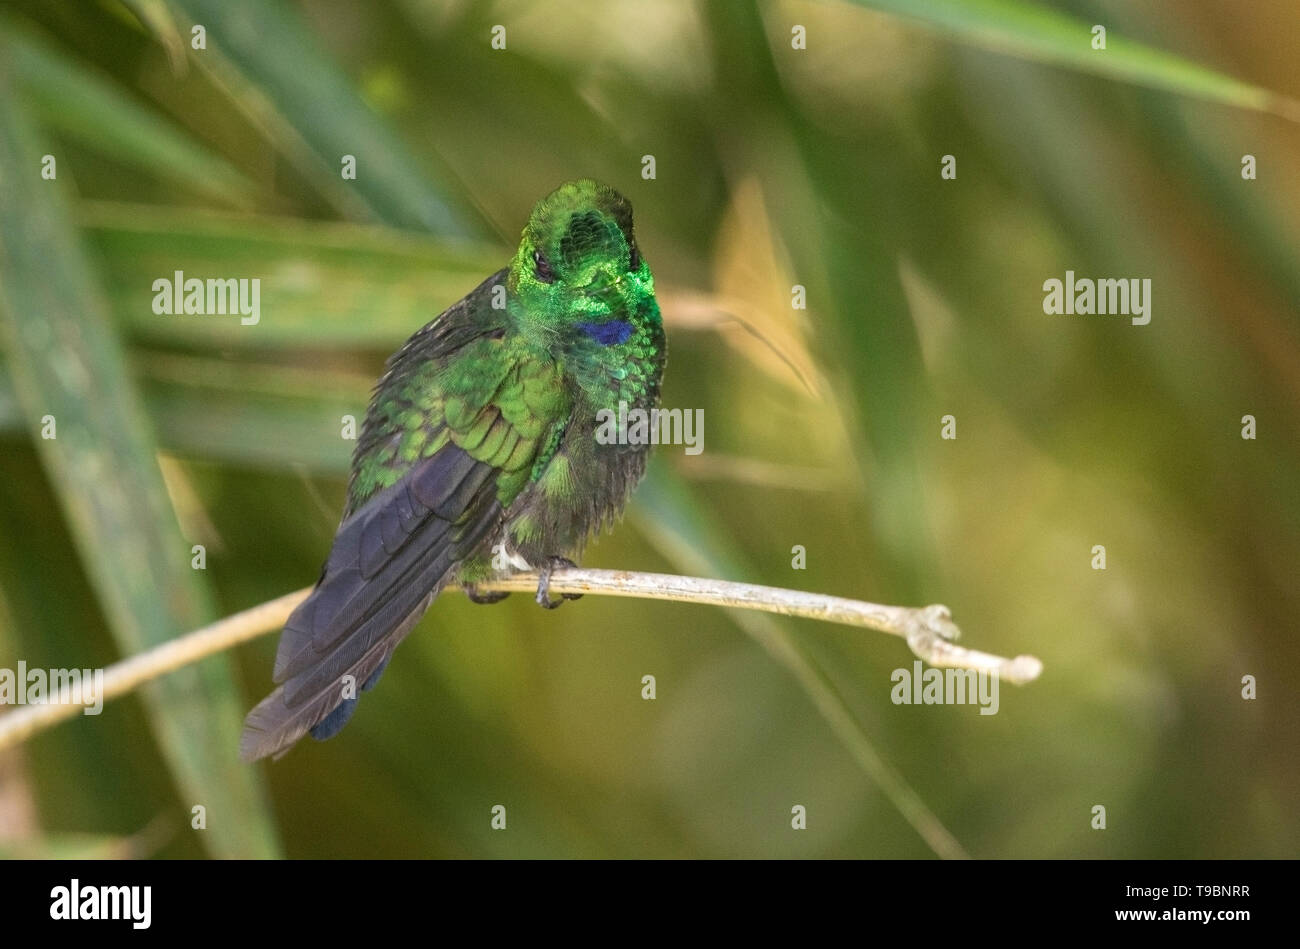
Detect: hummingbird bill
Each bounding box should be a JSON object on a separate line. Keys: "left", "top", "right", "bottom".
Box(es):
{"left": 241, "top": 180, "right": 665, "bottom": 760}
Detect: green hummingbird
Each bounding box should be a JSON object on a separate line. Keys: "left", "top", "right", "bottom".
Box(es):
{"left": 241, "top": 180, "right": 665, "bottom": 760}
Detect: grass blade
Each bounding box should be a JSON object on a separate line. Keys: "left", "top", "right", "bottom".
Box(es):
{"left": 0, "top": 65, "right": 280, "bottom": 858}
{"left": 851, "top": 0, "right": 1300, "bottom": 120}
{"left": 167, "top": 0, "right": 489, "bottom": 235}
{"left": 1, "top": 16, "right": 256, "bottom": 207}
{"left": 83, "top": 203, "right": 506, "bottom": 349}
{"left": 116, "top": 0, "right": 187, "bottom": 70}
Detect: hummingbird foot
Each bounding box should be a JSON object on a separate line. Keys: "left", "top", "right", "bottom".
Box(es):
{"left": 535, "top": 556, "right": 583, "bottom": 609}
{"left": 463, "top": 583, "right": 510, "bottom": 605}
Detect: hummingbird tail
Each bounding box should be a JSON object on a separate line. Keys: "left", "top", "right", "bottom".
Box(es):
{"left": 239, "top": 447, "right": 503, "bottom": 761}
{"left": 239, "top": 598, "right": 426, "bottom": 761}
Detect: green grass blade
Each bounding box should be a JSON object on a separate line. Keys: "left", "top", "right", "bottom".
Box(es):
{"left": 0, "top": 70, "right": 280, "bottom": 858}
{"left": 115, "top": 0, "right": 187, "bottom": 69}
{"left": 167, "top": 0, "right": 490, "bottom": 236}
{"left": 851, "top": 0, "right": 1300, "bottom": 120}
{"left": 82, "top": 203, "right": 506, "bottom": 349}
{"left": 141, "top": 356, "right": 367, "bottom": 473}
{"left": 0, "top": 357, "right": 364, "bottom": 474}
{"left": 0, "top": 16, "right": 256, "bottom": 207}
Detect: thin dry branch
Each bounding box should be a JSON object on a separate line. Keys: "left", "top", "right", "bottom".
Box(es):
{"left": 0, "top": 569, "right": 1041, "bottom": 751}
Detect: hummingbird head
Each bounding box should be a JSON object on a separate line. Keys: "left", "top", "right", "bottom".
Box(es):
{"left": 508, "top": 179, "right": 653, "bottom": 349}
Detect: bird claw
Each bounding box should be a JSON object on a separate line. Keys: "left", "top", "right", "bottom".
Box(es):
{"left": 535, "top": 556, "right": 583, "bottom": 609}
{"left": 463, "top": 583, "right": 510, "bottom": 605}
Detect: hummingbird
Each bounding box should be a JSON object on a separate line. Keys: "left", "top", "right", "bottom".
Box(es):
{"left": 240, "top": 180, "right": 665, "bottom": 760}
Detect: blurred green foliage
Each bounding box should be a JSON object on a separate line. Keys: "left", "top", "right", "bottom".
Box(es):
{"left": 0, "top": 0, "right": 1297, "bottom": 858}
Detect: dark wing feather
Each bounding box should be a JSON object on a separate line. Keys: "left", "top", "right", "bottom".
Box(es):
{"left": 239, "top": 445, "right": 502, "bottom": 761}
{"left": 240, "top": 272, "right": 513, "bottom": 762}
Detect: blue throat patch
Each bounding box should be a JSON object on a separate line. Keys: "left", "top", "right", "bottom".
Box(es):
{"left": 577, "top": 319, "right": 633, "bottom": 346}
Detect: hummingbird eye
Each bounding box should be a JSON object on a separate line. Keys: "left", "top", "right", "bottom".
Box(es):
{"left": 533, "top": 249, "right": 556, "bottom": 284}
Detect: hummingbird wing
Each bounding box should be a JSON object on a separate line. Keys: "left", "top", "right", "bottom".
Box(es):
{"left": 240, "top": 273, "right": 566, "bottom": 760}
